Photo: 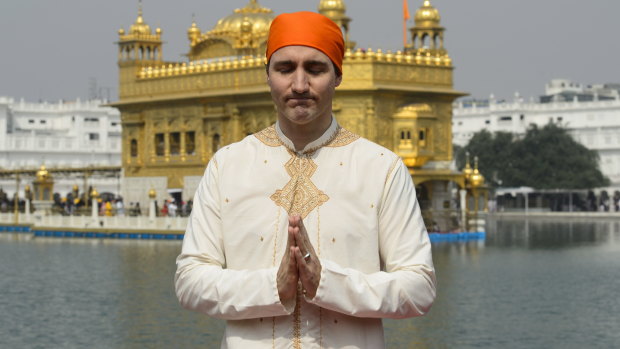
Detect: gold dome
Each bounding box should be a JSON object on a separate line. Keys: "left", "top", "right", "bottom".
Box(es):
{"left": 463, "top": 162, "right": 473, "bottom": 182}
{"left": 469, "top": 156, "right": 485, "bottom": 187}
{"left": 129, "top": 4, "right": 152, "bottom": 35}
{"left": 414, "top": 0, "right": 441, "bottom": 27}
{"left": 36, "top": 165, "right": 49, "bottom": 181}
{"left": 148, "top": 188, "right": 157, "bottom": 199}
{"left": 187, "top": 18, "right": 201, "bottom": 44}
{"left": 91, "top": 188, "right": 99, "bottom": 198}
{"left": 470, "top": 169, "right": 484, "bottom": 188}
{"left": 319, "top": 0, "right": 346, "bottom": 14}
{"left": 208, "top": 0, "right": 274, "bottom": 38}
{"left": 463, "top": 152, "right": 473, "bottom": 182}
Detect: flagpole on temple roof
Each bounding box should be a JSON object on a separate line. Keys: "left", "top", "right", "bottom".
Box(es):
{"left": 403, "top": 0, "right": 410, "bottom": 48}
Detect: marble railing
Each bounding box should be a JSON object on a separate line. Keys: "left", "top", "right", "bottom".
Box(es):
{"left": 0, "top": 213, "right": 187, "bottom": 231}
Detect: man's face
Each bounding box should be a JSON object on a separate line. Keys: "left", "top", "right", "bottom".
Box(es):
{"left": 267, "top": 45, "right": 342, "bottom": 128}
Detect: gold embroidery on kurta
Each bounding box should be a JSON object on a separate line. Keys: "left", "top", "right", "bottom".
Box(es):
{"left": 325, "top": 127, "right": 360, "bottom": 148}
{"left": 270, "top": 152, "right": 329, "bottom": 219}
{"left": 254, "top": 125, "right": 282, "bottom": 147}
{"left": 317, "top": 207, "right": 323, "bottom": 349}
{"left": 272, "top": 317, "right": 276, "bottom": 349}
{"left": 293, "top": 286, "right": 303, "bottom": 349}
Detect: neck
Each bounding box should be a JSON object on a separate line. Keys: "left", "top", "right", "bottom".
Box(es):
{"left": 278, "top": 114, "right": 332, "bottom": 151}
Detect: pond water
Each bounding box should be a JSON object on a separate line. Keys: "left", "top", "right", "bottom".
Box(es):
{"left": 1, "top": 217, "right": 619, "bottom": 348}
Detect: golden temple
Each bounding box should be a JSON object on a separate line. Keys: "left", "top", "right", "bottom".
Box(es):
{"left": 112, "top": 0, "right": 481, "bottom": 225}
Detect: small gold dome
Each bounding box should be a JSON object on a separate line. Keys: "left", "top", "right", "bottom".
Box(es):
{"left": 469, "top": 156, "right": 485, "bottom": 187}
{"left": 187, "top": 20, "right": 201, "bottom": 42}
{"left": 470, "top": 169, "right": 485, "bottom": 188}
{"left": 148, "top": 188, "right": 157, "bottom": 199}
{"left": 36, "top": 165, "right": 49, "bottom": 181}
{"left": 318, "top": 0, "right": 346, "bottom": 13}
{"left": 414, "top": 0, "right": 441, "bottom": 27}
{"left": 90, "top": 188, "right": 99, "bottom": 198}
{"left": 118, "top": 28, "right": 125, "bottom": 36}
{"left": 462, "top": 152, "right": 474, "bottom": 183}
{"left": 208, "top": 0, "right": 274, "bottom": 38}
{"left": 463, "top": 162, "right": 473, "bottom": 182}
{"left": 130, "top": 6, "right": 152, "bottom": 35}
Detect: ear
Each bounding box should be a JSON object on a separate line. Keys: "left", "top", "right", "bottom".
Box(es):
{"left": 334, "top": 74, "right": 342, "bottom": 87}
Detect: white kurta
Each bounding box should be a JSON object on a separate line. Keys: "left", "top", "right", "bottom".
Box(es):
{"left": 175, "top": 119, "right": 436, "bottom": 349}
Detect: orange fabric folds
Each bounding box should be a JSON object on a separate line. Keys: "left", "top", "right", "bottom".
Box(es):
{"left": 266, "top": 11, "right": 345, "bottom": 73}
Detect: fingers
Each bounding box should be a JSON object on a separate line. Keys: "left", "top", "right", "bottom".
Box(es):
{"left": 276, "top": 245, "right": 299, "bottom": 303}
{"left": 293, "top": 247, "right": 321, "bottom": 299}
{"left": 288, "top": 246, "right": 297, "bottom": 268}
{"left": 286, "top": 222, "right": 296, "bottom": 248}
{"left": 294, "top": 216, "right": 316, "bottom": 257}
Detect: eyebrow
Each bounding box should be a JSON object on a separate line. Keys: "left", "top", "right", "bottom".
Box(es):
{"left": 271, "top": 60, "right": 329, "bottom": 67}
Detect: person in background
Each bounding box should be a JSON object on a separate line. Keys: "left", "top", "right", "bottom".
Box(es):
{"left": 168, "top": 200, "right": 177, "bottom": 217}
{"left": 116, "top": 198, "right": 125, "bottom": 217}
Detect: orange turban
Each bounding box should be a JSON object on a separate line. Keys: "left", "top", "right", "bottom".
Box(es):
{"left": 266, "top": 11, "right": 345, "bottom": 73}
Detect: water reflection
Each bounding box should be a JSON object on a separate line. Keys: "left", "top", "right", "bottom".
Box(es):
{"left": 487, "top": 217, "right": 620, "bottom": 248}
{"left": 1, "top": 218, "right": 619, "bottom": 348}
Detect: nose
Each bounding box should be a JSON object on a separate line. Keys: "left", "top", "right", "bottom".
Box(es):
{"left": 291, "top": 68, "right": 309, "bottom": 94}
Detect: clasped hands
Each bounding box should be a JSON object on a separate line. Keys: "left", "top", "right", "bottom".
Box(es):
{"left": 277, "top": 215, "right": 322, "bottom": 302}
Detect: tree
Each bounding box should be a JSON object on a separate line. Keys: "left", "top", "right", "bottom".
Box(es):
{"left": 455, "top": 130, "right": 514, "bottom": 187}
{"left": 456, "top": 123, "right": 609, "bottom": 189}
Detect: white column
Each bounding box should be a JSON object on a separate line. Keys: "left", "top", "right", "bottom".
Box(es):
{"left": 459, "top": 189, "right": 467, "bottom": 232}
{"left": 92, "top": 198, "right": 98, "bottom": 223}
{"left": 525, "top": 194, "right": 529, "bottom": 215}
{"left": 149, "top": 199, "right": 156, "bottom": 221}
{"left": 25, "top": 200, "right": 31, "bottom": 223}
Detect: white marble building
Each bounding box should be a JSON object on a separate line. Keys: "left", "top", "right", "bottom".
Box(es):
{"left": 0, "top": 97, "right": 122, "bottom": 197}
{"left": 453, "top": 79, "right": 620, "bottom": 189}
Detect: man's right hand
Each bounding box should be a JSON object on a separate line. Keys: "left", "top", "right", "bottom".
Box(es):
{"left": 277, "top": 228, "right": 299, "bottom": 303}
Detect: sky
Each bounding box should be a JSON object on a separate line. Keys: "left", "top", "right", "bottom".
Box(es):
{"left": 0, "top": 0, "right": 619, "bottom": 103}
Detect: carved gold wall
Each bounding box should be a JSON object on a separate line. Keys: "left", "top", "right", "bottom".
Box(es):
{"left": 113, "top": 0, "right": 467, "bottom": 200}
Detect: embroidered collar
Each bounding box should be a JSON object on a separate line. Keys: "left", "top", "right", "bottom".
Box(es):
{"left": 275, "top": 116, "right": 340, "bottom": 155}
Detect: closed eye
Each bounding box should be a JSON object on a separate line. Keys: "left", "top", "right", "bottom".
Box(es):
{"left": 305, "top": 61, "right": 329, "bottom": 75}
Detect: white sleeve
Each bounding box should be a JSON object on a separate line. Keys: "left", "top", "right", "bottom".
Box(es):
{"left": 174, "top": 157, "right": 294, "bottom": 320}
{"left": 307, "top": 160, "right": 436, "bottom": 319}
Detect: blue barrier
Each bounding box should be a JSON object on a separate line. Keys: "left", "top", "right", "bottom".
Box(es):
{"left": 6, "top": 225, "right": 479, "bottom": 243}
{"left": 428, "top": 231, "right": 486, "bottom": 243}
{"left": 2, "top": 225, "right": 182, "bottom": 242}
{"left": 0, "top": 225, "right": 31, "bottom": 233}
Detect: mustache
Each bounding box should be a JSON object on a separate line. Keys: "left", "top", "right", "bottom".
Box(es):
{"left": 285, "top": 93, "right": 314, "bottom": 100}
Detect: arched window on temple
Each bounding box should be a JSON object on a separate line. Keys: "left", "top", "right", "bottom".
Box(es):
{"left": 399, "top": 129, "right": 412, "bottom": 148}
{"left": 170, "top": 132, "right": 181, "bottom": 155}
{"left": 130, "top": 139, "right": 138, "bottom": 157}
{"left": 419, "top": 128, "right": 428, "bottom": 148}
{"left": 212, "top": 133, "right": 221, "bottom": 153}
{"left": 185, "top": 132, "right": 196, "bottom": 155}
{"left": 155, "top": 133, "right": 165, "bottom": 156}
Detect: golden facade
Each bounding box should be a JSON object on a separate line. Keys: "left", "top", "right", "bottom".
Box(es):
{"left": 112, "top": 0, "right": 468, "bottom": 215}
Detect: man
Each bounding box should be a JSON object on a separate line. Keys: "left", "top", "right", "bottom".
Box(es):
{"left": 175, "top": 11, "right": 436, "bottom": 348}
